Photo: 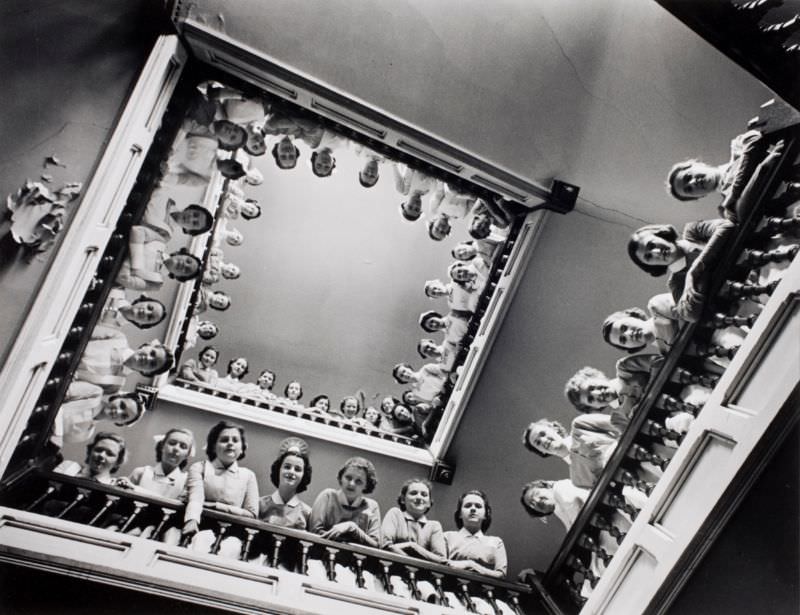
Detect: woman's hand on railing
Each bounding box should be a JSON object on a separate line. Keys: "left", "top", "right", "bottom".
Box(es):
{"left": 320, "top": 521, "right": 360, "bottom": 541}
{"left": 182, "top": 519, "right": 199, "bottom": 538}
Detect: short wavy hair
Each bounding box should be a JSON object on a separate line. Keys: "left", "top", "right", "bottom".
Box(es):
{"left": 227, "top": 357, "right": 250, "bottom": 379}
{"left": 627, "top": 224, "right": 679, "bottom": 277}
{"left": 520, "top": 480, "right": 555, "bottom": 518}
{"left": 240, "top": 200, "right": 262, "bottom": 221}
{"left": 270, "top": 449, "right": 312, "bottom": 494}
{"left": 419, "top": 310, "right": 444, "bottom": 333}
{"left": 601, "top": 307, "right": 649, "bottom": 353}
{"left": 666, "top": 159, "right": 699, "bottom": 201}
{"left": 454, "top": 489, "right": 492, "bottom": 532}
{"left": 397, "top": 477, "right": 434, "bottom": 513}
{"left": 136, "top": 340, "right": 174, "bottom": 376}
{"left": 155, "top": 427, "right": 195, "bottom": 470}
{"left": 205, "top": 420, "right": 247, "bottom": 461}
{"left": 271, "top": 140, "right": 299, "bottom": 169}
{"left": 199, "top": 345, "right": 219, "bottom": 365}
{"left": 106, "top": 391, "right": 147, "bottom": 427}
{"left": 85, "top": 431, "right": 126, "bottom": 474}
{"left": 564, "top": 366, "right": 609, "bottom": 413}
{"left": 179, "top": 204, "right": 213, "bottom": 236}
{"left": 310, "top": 150, "right": 336, "bottom": 177}
{"left": 338, "top": 456, "right": 378, "bottom": 494}
{"left": 212, "top": 120, "right": 246, "bottom": 150}
{"left": 522, "top": 419, "right": 568, "bottom": 458}
{"left": 284, "top": 380, "right": 304, "bottom": 400}
{"left": 167, "top": 248, "right": 202, "bottom": 282}
{"left": 392, "top": 362, "right": 413, "bottom": 384}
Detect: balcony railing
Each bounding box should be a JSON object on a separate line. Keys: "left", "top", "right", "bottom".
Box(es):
{"left": 544, "top": 122, "right": 800, "bottom": 611}
{"left": 1, "top": 467, "right": 537, "bottom": 615}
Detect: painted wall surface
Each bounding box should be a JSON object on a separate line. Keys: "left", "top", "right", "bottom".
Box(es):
{"left": 2, "top": 0, "right": 785, "bottom": 584}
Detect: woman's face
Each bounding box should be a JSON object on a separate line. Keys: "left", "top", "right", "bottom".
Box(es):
{"left": 313, "top": 396, "right": 330, "bottom": 412}
{"left": 245, "top": 129, "right": 267, "bottom": 156}
{"left": 381, "top": 397, "right": 396, "bottom": 414}
{"left": 634, "top": 231, "right": 679, "bottom": 267}
{"left": 171, "top": 208, "right": 208, "bottom": 233}
{"left": 403, "top": 482, "right": 431, "bottom": 519}
{"left": 607, "top": 316, "right": 655, "bottom": 349}
{"left": 460, "top": 493, "right": 486, "bottom": 531}
{"left": 579, "top": 377, "right": 618, "bottom": 409}
{"left": 229, "top": 358, "right": 248, "bottom": 378}
{"left": 220, "top": 263, "right": 240, "bottom": 279}
{"left": 286, "top": 382, "right": 302, "bottom": 400}
{"left": 200, "top": 349, "right": 218, "bottom": 368}
{"left": 226, "top": 230, "right": 244, "bottom": 246}
{"left": 88, "top": 438, "right": 122, "bottom": 476}
{"left": 197, "top": 322, "right": 217, "bottom": 339}
{"left": 241, "top": 200, "right": 260, "bottom": 218}
{"left": 209, "top": 293, "right": 231, "bottom": 310}
{"left": 453, "top": 243, "right": 477, "bottom": 260}
{"left": 278, "top": 454, "right": 305, "bottom": 492}
{"left": 527, "top": 422, "right": 569, "bottom": 457}
{"left": 672, "top": 162, "right": 719, "bottom": 199}
{"left": 313, "top": 149, "right": 335, "bottom": 176}
{"left": 276, "top": 136, "right": 298, "bottom": 168}
{"left": 165, "top": 253, "right": 200, "bottom": 278}
{"left": 214, "top": 427, "right": 243, "bottom": 466}
{"left": 394, "top": 405, "right": 413, "bottom": 424}
{"left": 121, "top": 300, "right": 164, "bottom": 327}
{"left": 364, "top": 407, "right": 380, "bottom": 424}
{"left": 105, "top": 396, "right": 138, "bottom": 424}
{"left": 257, "top": 371, "right": 275, "bottom": 390}
{"left": 341, "top": 397, "right": 359, "bottom": 418}
{"left": 162, "top": 431, "right": 193, "bottom": 469}
{"left": 523, "top": 485, "right": 555, "bottom": 515}
{"left": 215, "top": 122, "right": 244, "bottom": 149}
{"left": 339, "top": 466, "right": 367, "bottom": 503}
{"left": 451, "top": 266, "right": 476, "bottom": 284}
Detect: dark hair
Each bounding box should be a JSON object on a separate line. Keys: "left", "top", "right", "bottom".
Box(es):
{"left": 419, "top": 310, "right": 444, "bottom": 333}
{"left": 155, "top": 428, "right": 195, "bottom": 469}
{"left": 400, "top": 196, "right": 423, "bottom": 222}
{"left": 197, "top": 321, "right": 219, "bottom": 340}
{"left": 337, "top": 456, "right": 377, "bottom": 494}
{"left": 217, "top": 159, "right": 246, "bottom": 180}
{"left": 227, "top": 357, "right": 249, "bottom": 379}
{"left": 179, "top": 204, "right": 213, "bottom": 236}
{"left": 522, "top": 419, "right": 568, "bottom": 458}
{"left": 601, "top": 307, "right": 649, "bottom": 353}
{"left": 427, "top": 217, "right": 451, "bottom": 241}
{"left": 454, "top": 489, "right": 492, "bottom": 532}
{"left": 392, "top": 362, "right": 413, "bottom": 384}
{"left": 135, "top": 341, "right": 174, "bottom": 377}
{"left": 167, "top": 248, "right": 202, "bottom": 282}
{"left": 205, "top": 420, "right": 247, "bottom": 461}
{"left": 310, "top": 150, "right": 336, "bottom": 177}
{"left": 469, "top": 213, "right": 491, "bottom": 240}
{"left": 310, "top": 394, "right": 329, "bottom": 409}
{"left": 106, "top": 391, "right": 147, "bottom": 427}
{"left": 199, "top": 345, "right": 219, "bottom": 365}
{"left": 417, "top": 338, "right": 436, "bottom": 359}
{"left": 400, "top": 391, "right": 416, "bottom": 406}
{"left": 627, "top": 224, "right": 679, "bottom": 277}
{"left": 284, "top": 380, "right": 303, "bottom": 400}
{"left": 393, "top": 404, "right": 413, "bottom": 424}
{"left": 128, "top": 295, "right": 167, "bottom": 329}
{"left": 209, "top": 291, "right": 231, "bottom": 311}
{"left": 397, "top": 477, "right": 433, "bottom": 513}
{"left": 520, "top": 480, "right": 554, "bottom": 518}
{"left": 86, "top": 432, "right": 126, "bottom": 474}
{"left": 666, "top": 160, "right": 698, "bottom": 201}
{"left": 271, "top": 140, "right": 299, "bottom": 169}
{"left": 564, "top": 366, "right": 608, "bottom": 413}
{"left": 240, "top": 199, "right": 262, "bottom": 221}
{"left": 359, "top": 173, "right": 378, "bottom": 188}
{"left": 258, "top": 369, "right": 276, "bottom": 389}
{"left": 212, "top": 120, "right": 246, "bottom": 150}
{"left": 270, "top": 450, "right": 312, "bottom": 493}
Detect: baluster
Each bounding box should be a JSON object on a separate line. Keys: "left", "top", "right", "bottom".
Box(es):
{"left": 26, "top": 485, "right": 58, "bottom": 512}
{"left": 378, "top": 559, "right": 394, "bottom": 595}
{"left": 719, "top": 279, "right": 778, "bottom": 299}
{"left": 404, "top": 565, "right": 421, "bottom": 600}
{"left": 589, "top": 512, "right": 627, "bottom": 545}
{"left": 657, "top": 393, "right": 702, "bottom": 417}
{"left": 270, "top": 534, "right": 285, "bottom": 568}
{"left": 457, "top": 579, "right": 477, "bottom": 613}
{"left": 640, "top": 418, "right": 683, "bottom": 446}
{"left": 507, "top": 592, "right": 525, "bottom": 615}
{"left": 577, "top": 534, "right": 612, "bottom": 566}
{"left": 241, "top": 528, "right": 258, "bottom": 561}
{"left": 151, "top": 508, "right": 176, "bottom": 541}
{"left": 705, "top": 312, "right": 757, "bottom": 329}
{"left": 66, "top": 325, "right": 85, "bottom": 340}
{"left": 324, "top": 546, "right": 339, "bottom": 581}
{"left": 481, "top": 585, "right": 500, "bottom": 615}
{"left": 88, "top": 494, "right": 119, "bottom": 526}
{"left": 601, "top": 492, "right": 640, "bottom": 519}
{"left": 627, "top": 444, "right": 670, "bottom": 471}
{"left": 119, "top": 501, "right": 147, "bottom": 533}
{"left": 566, "top": 553, "right": 598, "bottom": 588}
{"left": 57, "top": 491, "right": 87, "bottom": 519}
{"left": 352, "top": 553, "right": 367, "bottom": 589}
{"left": 299, "top": 540, "right": 313, "bottom": 575}
{"left": 430, "top": 572, "right": 448, "bottom": 606}
{"left": 211, "top": 522, "right": 231, "bottom": 555}
{"left": 672, "top": 366, "right": 719, "bottom": 389}
{"left": 612, "top": 468, "right": 655, "bottom": 496}
{"left": 563, "top": 577, "right": 587, "bottom": 607}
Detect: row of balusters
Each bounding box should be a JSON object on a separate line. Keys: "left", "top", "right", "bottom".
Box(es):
{"left": 16, "top": 473, "right": 529, "bottom": 615}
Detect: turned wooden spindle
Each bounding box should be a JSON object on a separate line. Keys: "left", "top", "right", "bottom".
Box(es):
{"left": 57, "top": 491, "right": 87, "bottom": 519}
{"left": 601, "top": 491, "right": 640, "bottom": 519}
{"left": 270, "top": 534, "right": 285, "bottom": 568}
{"left": 672, "top": 366, "right": 719, "bottom": 389}
{"left": 589, "top": 513, "right": 627, "bottom": 545}
{"left": 151, "top": 508, "right": 176, "bottom": 541}
{"left": 26, "top": 485, "right": 57, "bottom": 512}
{"left": 657, "top": 393, "right": 702, "bottom": 417}
{"left": 241, "top": 528, "right": 258, "bottom": 561}
{"left": 430, "top": 572, "right": 449, "bottom": 606}
{"left": 119, "top": 501, "right": 147, "bottom": 533}
{"left": 88, "top": 495, "right": 119, "bottom": 526}
{"left": 404, "top": 565, "right": 421, "bottom": 600}
{"left": 566, "top": 553, "right": 598, "bottom": 587}
{"left": 210, "top": 522, "right": 231, "bottom": 555}
{"left": 640, "top": 418, "right": 683, "bottom": 445}
{"left": 298, "top": 540, "right": 313, "bottom": 575}
{"left": 577, "top": 534, "right": 613, "bottom": 566}
{"left": 613, "top": 468, "right": 655, "bottom": 496}
{"left": 378, "top": 560, "right": 394, "bottom": 595}
{"left": 324, "top": 546, "right": 339, "bottom": 582}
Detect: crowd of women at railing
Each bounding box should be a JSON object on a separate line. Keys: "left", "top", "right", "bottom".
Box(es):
{"left": 518, "top": 119, "right": 799, "bottom": 604}
{"left": 27, "top": 425, "right": 527, "bottom": 614}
